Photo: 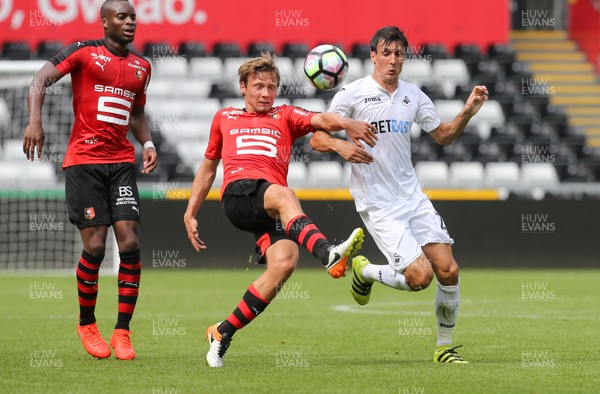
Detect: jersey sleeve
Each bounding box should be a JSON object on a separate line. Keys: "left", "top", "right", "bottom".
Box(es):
{"left": 49, "top": 42, "right": 87, "bottom": 75}
{"left": 284, "top": 105, "right": 316, "bottom": 139}
{"left": 134, "top": 62, "right": 152, "bottom": 107}
{"left": 328, "top": 86, "right": 353, "bottom": 116}
{"left": 205, "top": 111, "right": 223, "bottom": 160}
{"left": 415, "top": 88, "right": 442, "bottom": 133}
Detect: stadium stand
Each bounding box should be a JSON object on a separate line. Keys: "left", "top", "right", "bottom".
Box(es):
{"left": 1, "top": 30, "right": 599, "bottom": 192}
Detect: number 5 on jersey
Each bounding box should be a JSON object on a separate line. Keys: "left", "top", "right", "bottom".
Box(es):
{"left": 236, "top": 135, "right": 277, "bottom": 158}
{"left": 97, "top": 96, "right": 132, "bottom": 126}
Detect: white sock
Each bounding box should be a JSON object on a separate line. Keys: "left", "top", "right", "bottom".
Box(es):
{"left": 435, "top": 279, "right": 460, "bottom": 346}
{"left": 362, "top": 264, "right": 411, "bottom": 291}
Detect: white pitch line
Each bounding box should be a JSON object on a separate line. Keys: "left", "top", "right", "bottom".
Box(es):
{"left": 333, "top": 304, "right": 600, "bottom": 321}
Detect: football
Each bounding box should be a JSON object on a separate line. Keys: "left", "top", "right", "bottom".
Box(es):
{"left": 303, "top": 44, "right": 349, "bottom": 90}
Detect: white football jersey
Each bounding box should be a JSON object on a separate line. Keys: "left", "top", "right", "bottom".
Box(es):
{"left": 329, "top": 75, "right": 441, "bottom": 212}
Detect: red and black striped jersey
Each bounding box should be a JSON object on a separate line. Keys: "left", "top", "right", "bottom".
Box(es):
{"left": 50, "top": 39, "right": 151, "bottom": 168}
{"left": 205, "top": 105, "right": 316, "bottom": 194}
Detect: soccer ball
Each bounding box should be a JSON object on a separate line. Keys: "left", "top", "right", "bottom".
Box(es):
{"left": 303, "top": 45, "right": 349, "bottom": 90}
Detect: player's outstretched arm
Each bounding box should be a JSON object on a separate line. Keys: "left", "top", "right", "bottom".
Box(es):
{"left": 23, "top": 62, "right": 64, "bottom": 161}
{"left": 429, "top": 85, "right": 488, "bottom": 146}
{"left": 311, "top": 112, "right": 378, "bottom": 148}
{"left": 130, "top": 106, "right": 158, "bottom": 174}
{"left": 183, "top": 158, "right": 220, "bottom": 252}
{"left": 310, "top": 131, "right": 374, "bottom": 164}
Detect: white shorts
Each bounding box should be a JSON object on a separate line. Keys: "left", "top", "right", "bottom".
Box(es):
{"left": 359, "top": 190, "right": 453, "bottom": 272}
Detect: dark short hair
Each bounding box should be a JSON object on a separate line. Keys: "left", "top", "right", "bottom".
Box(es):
{"left": 370, "top": 26, "right": 408, "bottom": 53}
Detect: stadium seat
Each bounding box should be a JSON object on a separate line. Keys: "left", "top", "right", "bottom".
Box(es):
{"left": 146, "top": 100, "right": 190, "bottom": 120}
{"left": 152, "top": 59, "right": 188, "bottom": 78}
{"left": 434, "top": 100, "right": 464, "bottom": 122}
{"left": 247, "top": 42, "right": 276, "bottom": 57}
{"left": 487, "top": 43, "right": 516, "bottom": 65}
{"left": 23, "top": 162, "right": 57, "bottom": 187}
{"left": 1, "top": 41, "right": 31, "bottom": 60}
{"left": 474, "top": 141, "right": 507, "bottom": 164}
{"left": 351, "top": 43, "right": 371, "bottom": 60}
{"left": 399, "top": 60, "right": 433, "bottom": 88}
{"left": 580, "top": 157, "right": 600, "bottom": 182}
{"left": 506, "top": 61, "right": 533, "bottom": 84}
{"left": 432, "top": 59, "right": 470, "bottom": 98}
{"left": 344, "top": 58, "right": 364, "bottom": 83}
{"left": 0, "top": 139, "right": 24, "bottom": 161}
{"left": 472, "top": 60, "right": 505, "bottom": 85}
{"left": 209, "top": 82, "right": 238, "bottom": 100}
{"left": 421, "top": 84, "right": 446, "bottom": 101}
{"left": 558, "top": 162, "right": 594, "bottom": 183}
{"left": 342, "top": 163, "right": 352, "bottom": 187}
{"left": 287, "top": 162, "right": 308, "bottom": 188}
{"left": 174, "top": 80, "right": 212, "bottom": 99}
{"left": 0, "top": 162, "right": 23, "bottom": 186}
{"left": 146, "top": 79, "right": 173, "bottom": 98}
{"left": 282, "top": 42, "right": 309, "bottom": 59}
{"left": 187, "top": 98, "right": 221, "bottom": 120}
{"left": 449, "top": 161, "right": 484, "bottom": 188}
{"left": 275, "top": 57, "right": 295, "bottom": 82}
{"left": 520, "top": 163, "right": 559, "bottom": 188}
{"left": 37, "top": 40, "right": 64, "bottom": 60}
{"left": 213, "top": 42, "right": 243, "bottom": 59}
{"left": 467, "top": 100, "right": 505, "bottom": 139}
{"left": 0, "top": 98, "right": 10, "bottom": 132}
{"left": 485, "top": 162, "right": 520, "bottom": 188}
{"left": 422, "top": 43, "right": 449, "bottom": 61}
{"left": 143, "top": 42, "right": 174, "bottom": 58}
{"left": 176, "top": 141, "right": 207, "bottom": 168}
{"left": 307, "top": 161, "right": 343, "bottom": 187}
{"left": 414, "top": 161, "right": 449, "bottom": 188}
{"left": 224, "top": 57, "right": 252, "bottom": 92}
{"left": 440, "top": 142, "right": 470, "bottom": 163}
{"left": 188, "top": 57, "right": 224, "bottom": 81}
{"left": 453, "top": 43, "right": 483, "bottom": 68}
{"left": 178, "top": 41, "right": 206, "bottom": 58}
{"left": 222, "top": 98, "right": 247, "bottom": 109}
{"left": 292, "top": 98, "right": 327, "bottom": 113}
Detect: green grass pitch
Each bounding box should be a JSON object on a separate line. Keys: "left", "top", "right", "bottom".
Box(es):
{"left": 1, "top": 268, "right": 598, "bottom": 393}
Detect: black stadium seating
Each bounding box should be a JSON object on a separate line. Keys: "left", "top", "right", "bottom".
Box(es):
{"left": 351, "top": 43, "right": 372, "bottom": 60}
{"left": 422, "top": 43, "right": 450, "bottom": 60}
{"left": 282, "top": 42, "right": 309, "bottom": 59}
{"left": 247, "top": 42, "right": 276, "bottom": 57}
{"left": 178, "top": 41, "right": 206, "bottom": 58}
{"left": 37, "top": 40, "right": 64, "bottom": 60}
{"left": 212, "top": 42, "right": 243, "bottom": 59}
{"left": 2, "top": 41, "right": 31, "bottom": 60}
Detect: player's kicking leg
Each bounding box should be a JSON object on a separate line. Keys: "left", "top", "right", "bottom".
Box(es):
{"left": 424, "top": 243, "right": 468, "bottom": 364}
{"left": 206, "top": 239, "right": 297, "bottom": 367}
{"left": 264, "top": 184, "right": 364, "bottom": 278}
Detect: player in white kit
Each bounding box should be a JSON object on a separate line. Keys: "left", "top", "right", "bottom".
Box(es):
{"left": 310, "top": 26, "right": 489, "bottom": 363}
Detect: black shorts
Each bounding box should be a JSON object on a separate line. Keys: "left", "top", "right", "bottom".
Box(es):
{"left": 222, "top": 179, "right": 293, "bottom": 264}
{"left": 65, "top": 163, "right": 140, "bottom": 229}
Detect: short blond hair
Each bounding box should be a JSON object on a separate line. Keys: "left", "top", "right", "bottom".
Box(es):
{"left": 238, "top": 52, "right": 281, "bottom": 87}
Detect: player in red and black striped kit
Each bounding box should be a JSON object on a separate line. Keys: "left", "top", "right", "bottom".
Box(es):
{"left": 23, "top": 0, "right": 156, "bottom": 360}
{"left": 184, "top": 52, "right": 379, "bottom": 367}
